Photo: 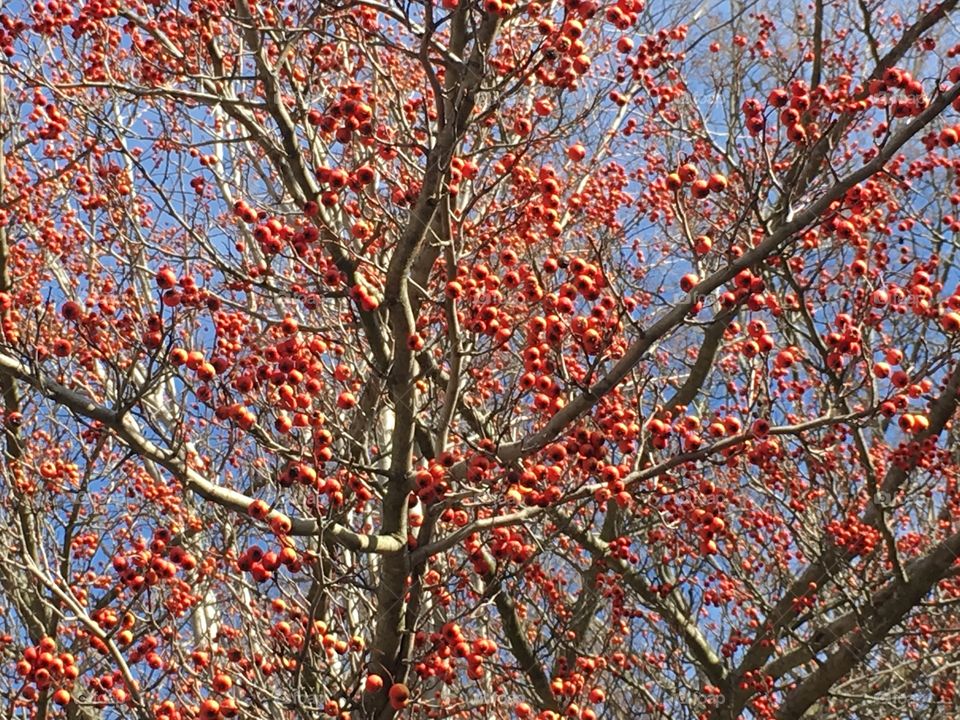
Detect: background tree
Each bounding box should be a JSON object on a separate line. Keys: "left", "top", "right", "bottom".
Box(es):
{"left": 3, "top": 0, "right": 960, "bottom": 718}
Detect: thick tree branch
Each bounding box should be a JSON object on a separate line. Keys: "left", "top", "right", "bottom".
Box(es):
{"left": 553, "top": 512, "right": 728, "bottom": 687}
{"left": 0, "top": 353, "right": 404, "bottom": 553}
{"left": 775, "top": 527, "right": 960, "bottom": 718}
{"left": 715, "top": 361, "right": 960, "bottom": 718}
{"left": 493, "top": 76, "right": 960, "bottom": 469}
{"left": 478, "top": 550, "right": 560, "bottom": 712}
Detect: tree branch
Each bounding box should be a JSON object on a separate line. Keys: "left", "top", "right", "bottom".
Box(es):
{"left": 0, "top": 353, "right": 404, "bottom": 553}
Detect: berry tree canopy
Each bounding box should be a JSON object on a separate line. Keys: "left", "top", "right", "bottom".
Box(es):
{"left": 4, "top": 0, "right": 960, "bottom": 718}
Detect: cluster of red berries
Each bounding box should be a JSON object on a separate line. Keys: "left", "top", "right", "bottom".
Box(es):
{"left": 15, "top": 637, "right": 77, "bottom": 705}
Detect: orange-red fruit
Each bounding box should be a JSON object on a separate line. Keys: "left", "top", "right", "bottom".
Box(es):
{"left": 220, "top": 697, "right": 239, "bottom": 718}
{"left": 678, "top": 163, "right": 698, "bottom": 182}
{"left": 707, "top": 173, "right": 728, "bottom": 192}
{"left": 169, "top": 347, "right": 189, "bottom": 366}
{"left": 679, "top": 273, "right": 699, "bottom": 293}
{"left": 691, "top": 179, "right": 710, "bottom": 199}
{"left": 213, "top": 673, "right": 233, "bottom": 693}
{"left": 588, "top": 687, "right": 606, "bottom": 703}
{"left": 941, "top": 311, "right": 960, "bottom": 333}
{"left": 248, "top": 499, "right": 270, "bottom": 520}
{"left": 270, "top": 514, "right": 292, "bottom": 535}
{"left": 567, "top": 143, "right": 586, "bottom": 161}
{"left": 156, "top": 268, "right": 178, "bottom": 289}
{"left": 200, "top": 699, "right": 220, "bottom": 719}
{"left": 60, "top": 301, "right": 82, "bottom": 320}
{"left": 388, "top": 683, "right": 410, "bottom": 709}
{"left": 52, "top": 339, "right": 73, "bottom": 357}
